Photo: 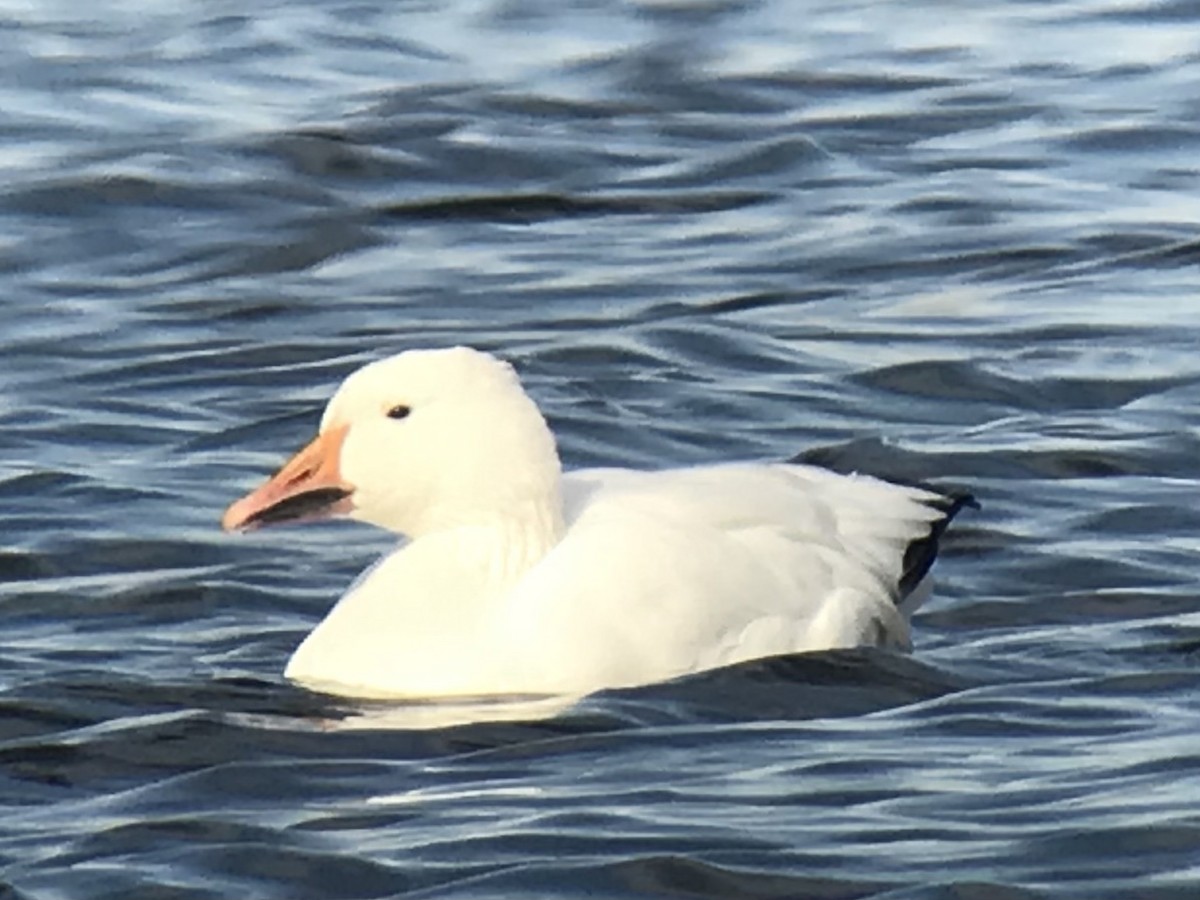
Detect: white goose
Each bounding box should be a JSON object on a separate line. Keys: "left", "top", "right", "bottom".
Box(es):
{"left": 223, "top": 347, "right": 971, "bottom": 700}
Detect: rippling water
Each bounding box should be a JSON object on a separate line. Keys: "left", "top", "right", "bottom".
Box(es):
{"left": 3, "top": 1, "right": 1200, "bottom": 897}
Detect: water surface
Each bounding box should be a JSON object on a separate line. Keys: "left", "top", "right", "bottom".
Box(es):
{"left": 2, "top": 1, "right": 1200, "bottom": 897}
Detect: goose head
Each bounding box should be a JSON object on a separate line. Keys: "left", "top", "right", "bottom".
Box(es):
{"left": 222, "top": 347, "right": 562, "bottom": 538}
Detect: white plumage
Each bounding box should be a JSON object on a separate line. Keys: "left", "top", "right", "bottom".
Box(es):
{"left": 223, "top": 347, "right": 968, "bottom": 700}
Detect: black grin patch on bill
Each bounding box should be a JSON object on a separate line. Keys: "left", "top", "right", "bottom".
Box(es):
{"left": 244, "top": 487, "right": 352, "bottom": 528}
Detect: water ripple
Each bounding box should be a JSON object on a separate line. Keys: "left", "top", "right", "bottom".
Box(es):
{"left": 2, "top": 0, "right": 1199, "bottom": 898}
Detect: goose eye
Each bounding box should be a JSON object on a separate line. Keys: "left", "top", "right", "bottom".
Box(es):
{"left": 386, "top": 404, "right": 412, "bottom": 420}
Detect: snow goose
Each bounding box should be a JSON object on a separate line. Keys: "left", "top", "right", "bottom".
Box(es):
{"left": 223, "top": 346, "right": 971, "bottom": 700}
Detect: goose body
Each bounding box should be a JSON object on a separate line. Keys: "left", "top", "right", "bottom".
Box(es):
{"left": 223, "top": 347, "right": 969, "bottom": 700}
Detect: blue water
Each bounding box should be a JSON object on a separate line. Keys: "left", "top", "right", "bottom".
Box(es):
{"left": 3, "top": 1, "right": 1200, "bottom": 897}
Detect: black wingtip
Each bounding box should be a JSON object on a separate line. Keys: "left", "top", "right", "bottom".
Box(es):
{"left": 898, "top": 491, "right": 978, "bottom": 600}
